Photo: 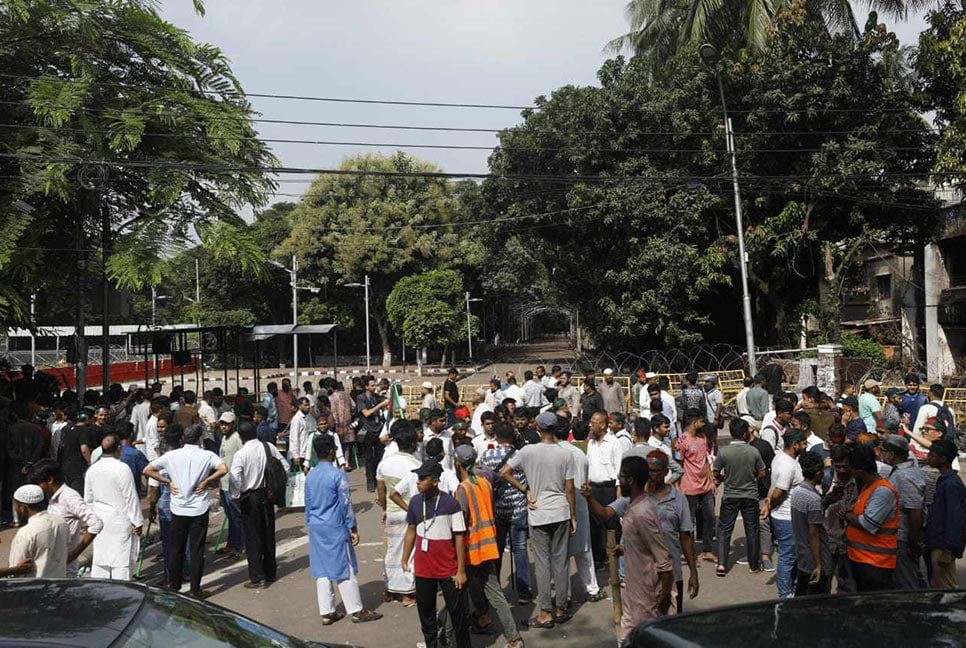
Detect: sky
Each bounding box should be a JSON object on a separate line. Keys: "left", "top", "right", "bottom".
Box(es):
{"left": 159, "top": 1, "right": 932, "bottom": 204}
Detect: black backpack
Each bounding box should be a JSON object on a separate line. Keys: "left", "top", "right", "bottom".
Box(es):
{"left": 261, "top": 441, "right": 288, "bottom": 505}
{"left": 931, "top": 401, "right": 959, "bottom": 444}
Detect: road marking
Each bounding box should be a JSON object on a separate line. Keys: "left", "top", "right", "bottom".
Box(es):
{"left": 200, "top": 537, "right": 383, "bottom": 587}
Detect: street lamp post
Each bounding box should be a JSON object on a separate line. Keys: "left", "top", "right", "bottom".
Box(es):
{"left": 150, "top": 286, "right": 170, "bottom": 327}
{"left": 346, "top": 275, "right": 371, "bottom": 374}
{"left": 465, "top": 293, "right": 482, "bottom": 361}
{"left": 700, "top": 43, "right": 758, "bottom": 376}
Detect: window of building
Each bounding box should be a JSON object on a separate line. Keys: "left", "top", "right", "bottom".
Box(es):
{"left": 876, "top": 274, "right": 892, "bottom": 301}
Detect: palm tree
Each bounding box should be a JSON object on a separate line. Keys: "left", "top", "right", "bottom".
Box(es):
{"left": 607, "top": 0, "right": 937, "bottom": 64}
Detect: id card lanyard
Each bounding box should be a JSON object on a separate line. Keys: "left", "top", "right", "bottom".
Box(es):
{"left": 421, "top": 493, "right": 440, "bottom": 552}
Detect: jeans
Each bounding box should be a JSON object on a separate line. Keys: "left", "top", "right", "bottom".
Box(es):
{"left": 219, "top": 490, "right": 246, "bottom": 552}
{"left": 717, "top": 497, "right": 760, "bottom": 570}
{"left": 687, "top": 491, "right": 716, "bottom": 554}
{"left": 770, "top": 517, "right": 796, "bottom": 598}
{"left": 495, "top": 516, "right": 531, "bottom": 595}
{"left": 363, "top": 434, "right": 384, "bottom": 492}
{"left": 415, "top": 576, "right": 470, "bottom": 648}
{"left": 530, "top": 520, "right": 570, "bottom": 612}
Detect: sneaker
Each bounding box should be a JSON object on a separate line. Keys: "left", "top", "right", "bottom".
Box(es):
{"left": 762, "top": 558, "right": 775, "bottom": 572}
{"left": 517, "top": 591, "right": 534, "bottom": 604}
{"left": 587, "top": 590, "right": 608, "bottom": 603}
{"left": 736, "top": 557, "right": 750, "bottom": 565}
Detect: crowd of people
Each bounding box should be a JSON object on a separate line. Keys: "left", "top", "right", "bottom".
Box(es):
{"left": 1, "top": 362, "right": 965, "bottom": 647}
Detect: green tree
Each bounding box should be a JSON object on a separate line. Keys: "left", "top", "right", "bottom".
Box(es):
{"left": 485, "top": 6, "right": 936, "bottom": 350}
{"left": 608, "top": 0, "right": 933, "bottom": 70}
{"left": 0, "top": 0, "right": 276, "bottom": 329}
{"left": 917, "top": 1, "right": 966, "bottom": 189}
{"left": 280, "top": 152, "right": 462, "bottom": 367}
{"left": 386, "top": 270, "right": 477, "bottom": 367}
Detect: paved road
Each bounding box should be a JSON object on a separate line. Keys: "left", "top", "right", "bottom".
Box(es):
{"left": 4, "top": 451, "right": 966, "bottom": 647}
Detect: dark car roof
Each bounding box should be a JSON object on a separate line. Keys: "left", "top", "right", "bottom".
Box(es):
{"left": 0, "top": 579, "right": 145, "bottom": 647}
{"left": 0, "top": 580, "right": 331, "bottom": 648}
{"left": 629, "top": 590, "right": 966, "bottom": 648}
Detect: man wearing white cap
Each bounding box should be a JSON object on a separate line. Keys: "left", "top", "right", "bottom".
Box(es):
{"left": 599, "top": 369, "right": 625, "bottom": 415}
{"left": 218, "top": 411, "right": 246, "bottom": 558}
{"left": 2, "top": 484, "right": 68, "bottom": 578}
{"left": 288, "top": 397, "right": 315, "bottom": 471}
{"left": 421, "top": 382, "right": 439, "bottom": 410}
{"left": 86, "top": 434, "right": 144, "bottom": 581}
{"left": 859, "top": 379, "right": 883, "bottom": 433}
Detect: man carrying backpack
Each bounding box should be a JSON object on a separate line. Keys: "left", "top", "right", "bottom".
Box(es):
{"left": 228, "top": 420, "right": 290, "bottom": 589}
{"left": 912, "top": 384, "right": 958, "bottom": 444}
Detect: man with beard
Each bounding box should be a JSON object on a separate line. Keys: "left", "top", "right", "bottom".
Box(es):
{"left": 760, "top": 428, "right": 806, "bottom": 598}
{"left": 357, "top": 378, "right": 390, "bottom": 493}
{"left": 557, "top": 372, "right": 580, "bottom": 418}
{"left": 615, "top": 456, "right": 673, "bottom": 641}
{"left": 598, "top": 369, "right": 625, "bottom": 415}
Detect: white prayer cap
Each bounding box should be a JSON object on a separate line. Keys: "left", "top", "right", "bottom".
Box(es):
{"left": 603, "top": 368, "right": 614, "bottom": 376}
{"left": 14, "top": 484, "right": 45, "bottom": 505}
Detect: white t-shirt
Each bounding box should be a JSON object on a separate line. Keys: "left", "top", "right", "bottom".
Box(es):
{"left": 770, "top": 452, "right": 803, "bottom": 521}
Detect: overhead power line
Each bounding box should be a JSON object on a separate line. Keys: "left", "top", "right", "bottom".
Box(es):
{"left": 0, "top": 73, "right": 923, "bottom": 115}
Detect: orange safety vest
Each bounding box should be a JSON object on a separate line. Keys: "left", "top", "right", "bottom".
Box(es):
{"left": 457, "top": 477, "right": 499, "bottom": 566}
{"left": 845, "top": 478, "right": 899, "bottom": 569}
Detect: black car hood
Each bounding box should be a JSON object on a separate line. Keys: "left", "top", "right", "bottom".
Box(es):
{"left": 629, "top": 590, "right": 966, "bottom": 648}
{"left": 0, "top": 579, "right": 145, "bottom": 647}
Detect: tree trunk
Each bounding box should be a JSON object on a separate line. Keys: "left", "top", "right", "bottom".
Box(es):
{"left": 374, "top": 316, "right": 392, "bottom": 368}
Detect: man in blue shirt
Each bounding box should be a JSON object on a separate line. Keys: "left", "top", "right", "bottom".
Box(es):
{"left": 899, "top": 373, "right": 926, "bottom": 428}
{"left": 118, "top": 425, "right": 149, "bottom": 496}
{"left": 925, "top": 439, "right": 965, "bottom": 589}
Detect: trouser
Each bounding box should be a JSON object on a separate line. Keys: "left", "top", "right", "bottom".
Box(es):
{"left": 770, "top": 517, "right": 796, "bottom": 598}
{"left": 342, "top": 441, "right": 357, "bottom": 468}
{"left": 363, "top": 435, "right": 384, "bottom": 492}
{"left": 445, "top": 407, "right": 456, "bottom": 428}
{"left": 589, "top": 481, "right": 617, "bottom": 565}
{"left": 675, "top": 580, "right": 683, "bottom": 613}
{"left": 893, "top": 541, "right": 927, "bottom": 590}
{"left": 91, "top": 564, "right": 131, "bottom": 580}
{"left": 930, "top": 548, "right": 959, "bottom": 589}
{"left": 441, "top": 560, "right": 520, "bottom": 643}
{"left": 170, "top": 511, "right": 209, "bottom": 593}
{"left": 159, "top": 517, "right": 191, "bottom": 583}
{"left": 317, "top": 549, "right": 363, "bottom": 616}
{"left": 495, "top": 517, "right": 531, "bottom": 595}
{"left": 717, "top": 497, "right": 760, "bottom": 570}
{"left": 530, "top": 520, "right": 570, "bottom": 612}
{"left": 687, "top": 491, "right": 716, "bottom": 554}
{"left": 831, "top": 550, "right": 855, "bottom": 593}
{"left": 758, "top": 497, "right": 773, "bottom": 556}
{"left": 850, "top": 560, "right": 895, "bottom": 592}
{"left": 574, "top": 548, "right": 600, "bottom": 596}
{"left": 219, "top": 490, "right": 246, "bottom": 551}
{"left": 240, "top": 489, "right": 277, "bottom": 584}
{"left": 415, "top": 576, "right": 470, "bottom": 648}
{"left": 794, "top": 569, "right": 832, "bottom": 596}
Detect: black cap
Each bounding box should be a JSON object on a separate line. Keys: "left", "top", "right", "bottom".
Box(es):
{"left": 412, "top": 458, "right": 444, "bottom": 479}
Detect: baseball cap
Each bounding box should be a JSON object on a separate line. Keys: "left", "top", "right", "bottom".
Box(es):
{"left": 552, "top": 398, "right": 567, "bottom": 410}
{"left": 454, "top": 444, "right": 478, "bottom": 467}
{"left": 645, "top": 372, "right": 657, "bottom": 379}
{"left": 863, "top": 379, "right": 881, "bottom": 389}
{"left": 450, "top": 421, "right": 468, "bottom": 432}
{"left": 536, "top": 411, "right": 559, "bottom": 431}
{"left": 609, "top": 412, "right": 625, "bottom": 424}
{"left": 428, "top": 408, "right": 445, "bottom": 420}
{"left": 454, "top": 406, "right": 470, "bottom": 420}
{"left": 923, "top": 417, "right": 947, "bottom": 434}
{"left": 412, "top": 458, "right": 444, "bottom": 479}
{"left": 876, "top": 419, "right": 900, "bottom": 434}
{"left": 885, "top": 387, "right": 901, "bottom": 399}
{"left": 421, "top": 381, "right": 434, "bottom": 390}
{"left": 929, "top": 439, "right": 958, "bottom": 464}
{"left": 14, "top": 484, "right": 45, "bottom": 505}
{"left": 219, "top": 411, "right": 236, "bottom": 423}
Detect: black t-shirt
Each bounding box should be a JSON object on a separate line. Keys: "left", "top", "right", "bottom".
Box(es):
{"left": 760, "top": 364, "right": 784, "bottom": 397}
{"left": 750, "top": 437, "right": 775, "bottom": 499}
{"left": 522, "top": 427, "right": 541, "bottom": 446}
{"left": 6, "top": 420, "right": 44, "bottom": 466}
{"left": 59, "top": 424, "right": 91, "bottom": 477}
{"left": 443, "top": 379, "right": 459, "bottom": 409}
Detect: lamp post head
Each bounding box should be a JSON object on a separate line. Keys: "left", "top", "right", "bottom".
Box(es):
{"left": 699, "top": 43, "right": 720, "bottom": 67}
{"left": 345, "top": 282, "right": 363, "bottom": 288}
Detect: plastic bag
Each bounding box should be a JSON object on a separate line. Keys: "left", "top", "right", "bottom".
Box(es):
{"left": 286, "top": 470, "right": 306, "bottom": 508}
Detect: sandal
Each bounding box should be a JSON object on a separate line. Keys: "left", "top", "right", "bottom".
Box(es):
{"left": 401, "top": 596, "right": 417, "bottom": 608}
{"left": 716, "top": 565, "right": 727, "bottom": 577}
{"left": 525, "top": 617, "right": 555, "bottom": 629}
{"left": 587, "top": 591, "right": 608, "bottom": 603}
{"left": 552, "top": 612, "right": 572, "bottom": 624}
{"left": 321, "top": 612, "right": 345, "bottom": 626}
{"left": 351, "top": 609, "right": 383, "bottom": 624}
{"left": 504, "top": 642, "right": 525, "bottom": 648}
{"left": 471, "top": 623, "right": 494, "bottom": 635}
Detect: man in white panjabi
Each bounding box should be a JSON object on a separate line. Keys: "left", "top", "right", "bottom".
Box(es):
{"left": 84, "top": 434, "right": 144, "bottom": 580}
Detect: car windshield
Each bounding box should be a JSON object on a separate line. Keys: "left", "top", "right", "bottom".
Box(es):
{"left": 111, "top": 589, "right": 305, "bottom": 648}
